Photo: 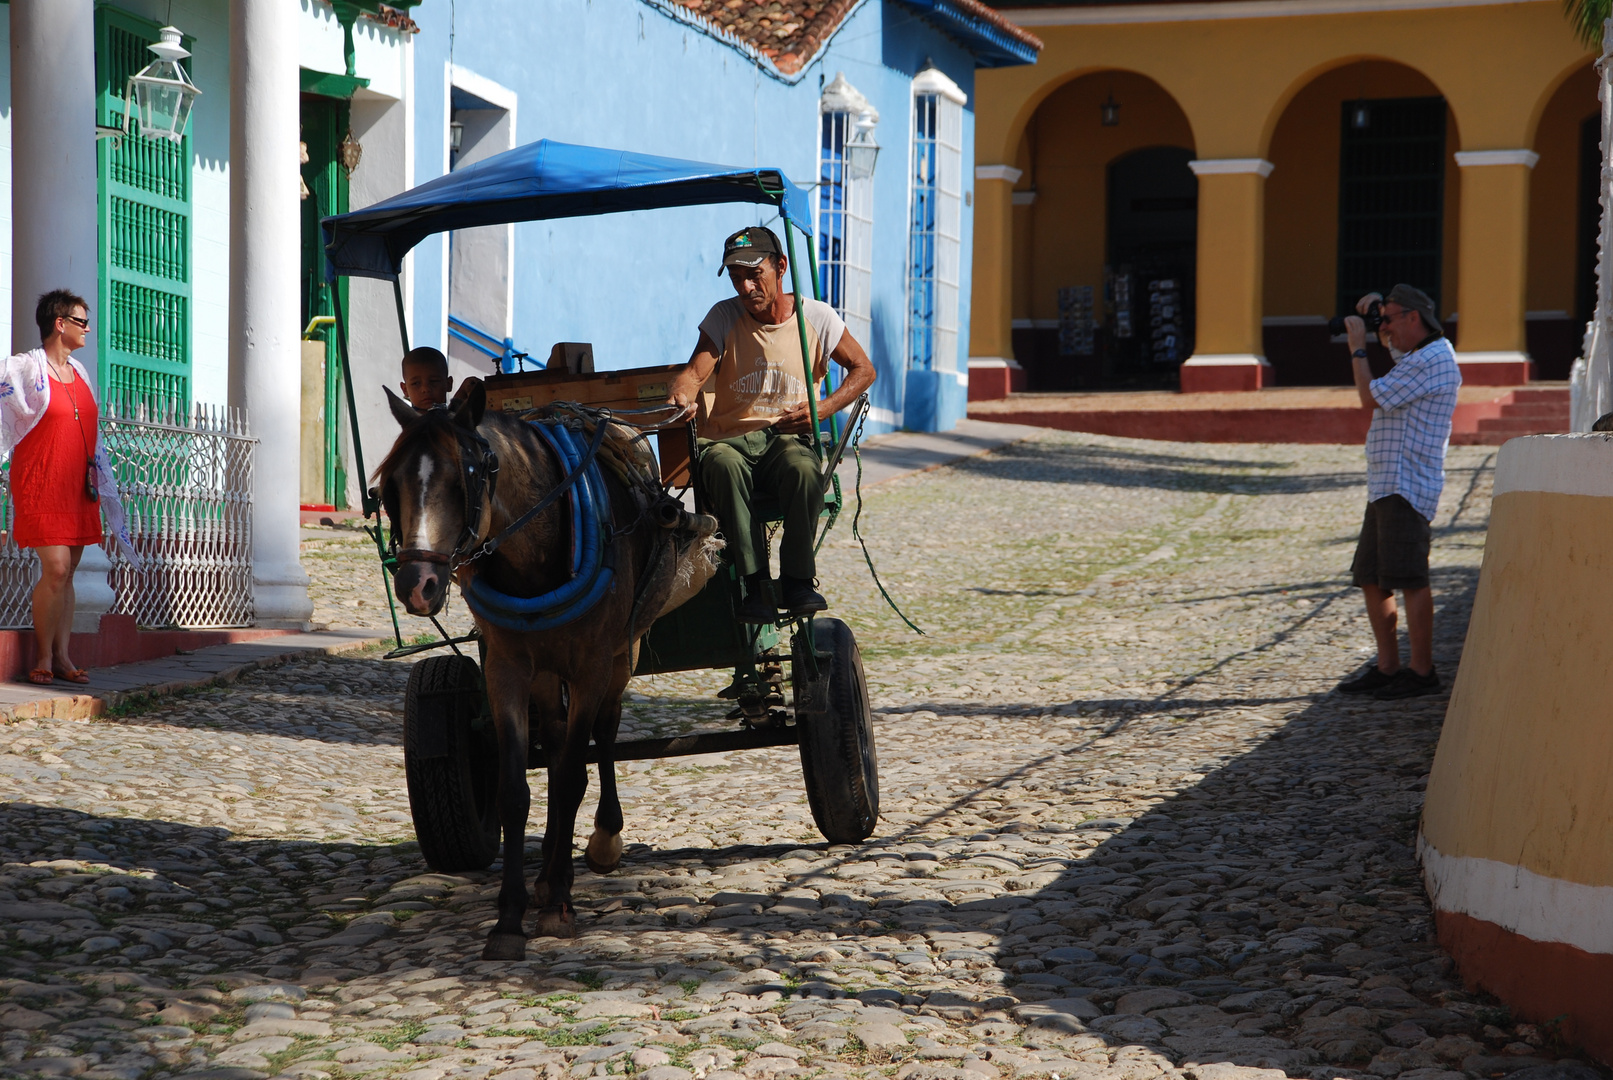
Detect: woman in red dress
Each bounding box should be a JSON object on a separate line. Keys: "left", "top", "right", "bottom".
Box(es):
{"left": 5, "top": 291, "right": 105, "bottom": 684}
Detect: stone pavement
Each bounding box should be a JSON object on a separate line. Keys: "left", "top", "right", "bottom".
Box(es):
{"left": 0, "top": 630, "right": 386, "bottom": 722}
{"left": 1, "top": 430, "right": 1600, "bottom": 1080}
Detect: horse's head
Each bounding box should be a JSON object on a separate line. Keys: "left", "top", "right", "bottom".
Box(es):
{"left": 374, "top": 381, "right": 494, "bottom": 617}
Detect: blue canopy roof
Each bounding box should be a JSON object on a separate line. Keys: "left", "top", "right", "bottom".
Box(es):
{"left": 322, "top": 139, "right": 815, "bottom": 281}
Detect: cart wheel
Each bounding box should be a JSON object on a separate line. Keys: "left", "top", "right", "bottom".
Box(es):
{"left": 793, "top": 617, "right": 879, "bottom": 843}
{"left": 404, "top": 655, "right": 500, "bottom": 872}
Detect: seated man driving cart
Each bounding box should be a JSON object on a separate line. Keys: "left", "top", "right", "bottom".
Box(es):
{"left": 666, "top": 226, "right": 876, "bottom": 624}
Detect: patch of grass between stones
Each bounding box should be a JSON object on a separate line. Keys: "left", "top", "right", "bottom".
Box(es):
{"left": 368, "top": 1019, "right": 427, "bottom": 1049}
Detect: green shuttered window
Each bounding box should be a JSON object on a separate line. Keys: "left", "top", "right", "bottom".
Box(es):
{"left": 96, "top": 5, "right": 193, "bottom": 410}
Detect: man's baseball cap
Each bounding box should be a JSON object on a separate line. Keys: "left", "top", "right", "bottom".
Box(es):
{"left": 1385, "top": 283, "right": 1442, "bottom": 335}
{"left": 720, "top": 226, "right": 783, "bottom": 274}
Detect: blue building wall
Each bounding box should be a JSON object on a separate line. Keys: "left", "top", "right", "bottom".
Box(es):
{"left": 406, "top": 0, "right": 980, "bottom": 433}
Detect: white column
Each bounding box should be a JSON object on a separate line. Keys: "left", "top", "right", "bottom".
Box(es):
{"left": 229, "top": 0, "right": 311, "bottom": 627}
{"left": 11, "top": 0, "right": 114, "bottom": 629}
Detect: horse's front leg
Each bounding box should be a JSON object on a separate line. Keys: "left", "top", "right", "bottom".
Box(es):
{"left": 533, "top": 673, "right": 597, "bottom": 939}
{"left": 586, "top": 652, "right": 631, "bottom": 875}
{"left": 482, "top": 651, "right": 533, "bottom": 961}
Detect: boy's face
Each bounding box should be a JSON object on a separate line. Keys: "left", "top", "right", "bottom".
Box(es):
{"left": 401, "top": 362, "right": 452, "bottom": 409}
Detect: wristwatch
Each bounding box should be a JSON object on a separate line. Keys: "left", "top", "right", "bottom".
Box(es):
{"left": 1352, "top": 349, "right": 1369, "bottom": 359}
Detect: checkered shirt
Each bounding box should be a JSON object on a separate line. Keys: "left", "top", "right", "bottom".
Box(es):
{"left": 1365, "top": 336, "right": 1461, "bottom": 522}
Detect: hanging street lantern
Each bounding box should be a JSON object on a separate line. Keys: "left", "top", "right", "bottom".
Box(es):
{"left": 124, "top": 26, "right": 201, "bottom": 144}
{"left": 1100, "top": 90, "right": 1121, "bottom": 127}
{"left": 845, "top": 109, "right": 881, "bottom": 180}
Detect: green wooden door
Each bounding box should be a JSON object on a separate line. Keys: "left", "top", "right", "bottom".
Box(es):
{"left": 300, "top": 95, "right": 350, "bottom": 508}
{"left": 95, "top": 5, "right": 193, "bottom": 412}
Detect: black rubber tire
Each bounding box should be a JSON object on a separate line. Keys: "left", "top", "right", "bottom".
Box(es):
{"left": 403, "top": 655, "right": 500, "bottom": 872}
{"left": 794, "top": 617, "right": 880, "bottom": 843}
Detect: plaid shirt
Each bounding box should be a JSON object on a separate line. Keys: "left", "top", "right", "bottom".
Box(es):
{"left": 1365, "top": 336, "right": 1461, "bottom": 522}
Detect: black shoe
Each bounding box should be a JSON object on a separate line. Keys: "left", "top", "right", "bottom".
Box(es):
{"left": 1338, "top": 664, "right": 1397, "bottom": 694}
{"left": 779, "top": 575, "right": 827, "bottom": 615}
{"left": 736, "top": 574, "right": 778, "bottom": 624}
{"left": 1374, "top": 666, "right": 1440, "bottom": 700}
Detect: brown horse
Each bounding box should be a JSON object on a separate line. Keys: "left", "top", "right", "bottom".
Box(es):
{"left": 375, "top": 380, "right": 715, "bottom": 958}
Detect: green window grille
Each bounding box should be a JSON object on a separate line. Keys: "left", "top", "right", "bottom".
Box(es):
{"left": 95, "top": 5, "right": 193, "bottom": 412}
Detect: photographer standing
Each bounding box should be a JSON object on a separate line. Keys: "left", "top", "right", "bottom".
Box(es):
{"left": 1338, "top": 284, "right": 1460, "bottom": 700}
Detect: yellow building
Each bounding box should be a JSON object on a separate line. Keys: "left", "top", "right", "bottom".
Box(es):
{"left": 969, "top": 0, "right": 1596, "bottom": 394}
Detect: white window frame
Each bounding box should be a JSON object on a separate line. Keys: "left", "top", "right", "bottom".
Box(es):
{"left": 906, "top": 66, "right": 964, "bottom": 375}
{"left": 817, "top": 73, "right": 877, "bottom": 354}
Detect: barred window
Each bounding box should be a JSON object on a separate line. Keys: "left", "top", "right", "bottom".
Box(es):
{"left": 818, "top": 74, "right": 876, "bottom": 351}
{"left": 907, "top": 67, "right": 963, "bottom": 373}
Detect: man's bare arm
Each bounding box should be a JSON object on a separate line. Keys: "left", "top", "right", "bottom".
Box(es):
{"left": 772, "top": 330, "right": 877, "bottom": 433}
{"left": 1344, "top": 315, "right": 1378, "bottom": 411}
{"left": 666, "top": 332, "right": 721, "bottom": 419}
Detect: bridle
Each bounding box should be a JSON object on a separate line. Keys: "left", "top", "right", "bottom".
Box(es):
{"left": 391, "top": 414, "right": 610, "bottom": 574}
{"left": 393, "top": 425, "right": 501, "bottom": 571}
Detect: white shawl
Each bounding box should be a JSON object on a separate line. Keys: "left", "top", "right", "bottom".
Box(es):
{"left": 0, "top": 348, "right": 137, "bottom": 561}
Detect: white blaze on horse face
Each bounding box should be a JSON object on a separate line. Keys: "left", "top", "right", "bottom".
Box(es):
{"left": 412, "top": 452, "right": 435, "bottom": 549}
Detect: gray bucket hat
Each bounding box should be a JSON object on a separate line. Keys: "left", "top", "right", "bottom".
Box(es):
{"left": 1385, "top": 283, "right": 1442, "bottom": 335}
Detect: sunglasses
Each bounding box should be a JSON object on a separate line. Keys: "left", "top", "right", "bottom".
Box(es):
{"left": 60, "top": 315, "right": 89, "bottom": 330}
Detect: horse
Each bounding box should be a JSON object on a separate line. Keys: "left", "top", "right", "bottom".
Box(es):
{"left": 375, "top": 379, "right": 718, "bottom": 958}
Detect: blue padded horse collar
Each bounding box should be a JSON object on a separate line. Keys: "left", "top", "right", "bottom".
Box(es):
{"left": 462, "top": 420, "right": 616, "bottom": 632}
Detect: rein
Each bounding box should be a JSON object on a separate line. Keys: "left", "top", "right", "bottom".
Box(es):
{"left": 451, "top": 414, "right": 610, "bottom": 571}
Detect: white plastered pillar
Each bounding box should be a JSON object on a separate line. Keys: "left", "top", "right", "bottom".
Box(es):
{"left": 11, "top": 0, "right": 114, "bottom": 629}
{"left": 229, "top": 0, "right": 311, "bottom": 627}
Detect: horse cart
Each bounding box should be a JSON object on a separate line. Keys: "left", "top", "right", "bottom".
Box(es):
{"left": 320, "top": 141, "right": 881, "bottom": 882}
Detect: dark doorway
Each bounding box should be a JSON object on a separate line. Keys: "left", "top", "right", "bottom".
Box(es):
{"left": 1103, "top": 145, "right": 1197, "bottom": 388}
{"left": 1336, "top": 96, "right": 1446, "bottom": 317}
{"left": 1577, "top": 113, "right": 1601, "bottom": 326}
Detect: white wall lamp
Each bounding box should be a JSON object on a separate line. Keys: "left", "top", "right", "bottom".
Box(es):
{"left": 124, "top": 26, "right": 201, "bottom": 144}
{"left": 449, "top": 120, "right": 465, "bottom": 154}
{"left": 845, "top": 109, "right": 880, "bottom": 180}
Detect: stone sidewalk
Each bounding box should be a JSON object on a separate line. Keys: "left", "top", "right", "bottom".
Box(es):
{"left": 0, "top": 629, "right": 386, "bottom": 722}
{"left": 3, "top": 430, "right": 1600, "bottom": 1080}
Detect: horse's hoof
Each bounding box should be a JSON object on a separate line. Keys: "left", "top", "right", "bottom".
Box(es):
{"left": 585, "top": 828, "right": 623, "bottom": 875}
{"left": 482, "top": 932, "right": 527, "bottom": 961}
{"left": 534, "top": 905, "right": 576, "bottom": 939}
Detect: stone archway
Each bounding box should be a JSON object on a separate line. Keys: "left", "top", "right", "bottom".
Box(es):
{"left": 1010, "top": 70, "right": 1195, "bottom": 391}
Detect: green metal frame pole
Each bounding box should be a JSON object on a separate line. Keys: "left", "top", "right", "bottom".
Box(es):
{"left": 332, "top": 281, "right": 405, "bottom": 647}
{"left": 800, "top": 222, "right": 842, "bottom": 449}
{"left": 392, "top": 278, "right": 411, "bottom": 353}
{"left": 780, "top": 212, "right": 824, "bottom": 461}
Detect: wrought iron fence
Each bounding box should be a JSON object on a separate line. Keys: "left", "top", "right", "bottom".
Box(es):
{"left": 0, "top": 394, "right": 256, "bottom": 629}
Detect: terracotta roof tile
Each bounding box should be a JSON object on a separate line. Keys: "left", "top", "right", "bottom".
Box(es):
{"left": 667, "top": 0, "right": 1038, "bottom": 73}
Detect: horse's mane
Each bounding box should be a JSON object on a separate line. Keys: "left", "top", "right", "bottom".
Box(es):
{"left": 372, "top": 407, "right": 466, "bottom": 484}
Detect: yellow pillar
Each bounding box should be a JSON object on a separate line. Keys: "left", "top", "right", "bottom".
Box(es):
{"left": 968, "top": 165, "right": 1021, "bottom": 400}
{"left": 1180, "top": 159, "right": 1272, "bottom": 392}
{"left": 1453, "top": 151, "right": 1537, "bottom": 385}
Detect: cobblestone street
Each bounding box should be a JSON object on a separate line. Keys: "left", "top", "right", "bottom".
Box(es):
{"left": 6, "top": 430, "right": 1587, "bottom": 1080}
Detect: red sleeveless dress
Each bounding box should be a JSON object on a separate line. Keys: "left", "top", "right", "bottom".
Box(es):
{"left": 11, "top": 372, "right": 103, "bottom": 548}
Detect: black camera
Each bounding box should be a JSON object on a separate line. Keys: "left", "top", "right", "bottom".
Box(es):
{"left": 1328, "top": 300, "right": 1382, "bottom": 337}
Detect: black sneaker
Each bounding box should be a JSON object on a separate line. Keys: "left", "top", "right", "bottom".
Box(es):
{"left": 737, "top": 575, "right": 778, "bottom": 624}
{"left": 1338, "top": 665, "right": 1397, "bottom": 694}
{"left": 779, "top": 575, "right": 827, "bottom": 615}
{"left": 1374, "top": 666, "right": 1440, "bottom": 700}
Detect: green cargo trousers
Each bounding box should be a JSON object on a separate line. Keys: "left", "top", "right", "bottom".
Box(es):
{"left": 697, "top": 429, "right": 821, "bottom": 580}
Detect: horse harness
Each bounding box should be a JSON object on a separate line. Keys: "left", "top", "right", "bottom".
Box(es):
{"left": 393, "top": 409, "right": 666, "bottom": 634}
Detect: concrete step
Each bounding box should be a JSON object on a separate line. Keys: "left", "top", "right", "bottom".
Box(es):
{"left": 1496, "top": 402, "right": 1570, "bottom": 420}
{"left": 1477, "top": 417, "right": 1568, "bottom": 435}
{"left": 1505, "top": 387, "right": 1571, "bottom": 403}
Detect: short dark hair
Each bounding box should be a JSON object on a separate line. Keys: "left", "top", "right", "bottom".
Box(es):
{"left": 402, "top": 346, "right": 449, "bottom": 375}
{"left": 35, "top": 289, "right": 88, "bottom": 343}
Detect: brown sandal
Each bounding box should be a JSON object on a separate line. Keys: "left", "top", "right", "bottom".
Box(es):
{"left": 54, "top": 668, "right": 90, "bottom": 685}
{"left": 26, "top": 669, "right": 53, "bottom": 685}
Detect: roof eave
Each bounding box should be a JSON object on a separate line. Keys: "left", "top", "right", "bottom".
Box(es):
{"left": 897, "top": 0, "right": 1042, "bottom": 66}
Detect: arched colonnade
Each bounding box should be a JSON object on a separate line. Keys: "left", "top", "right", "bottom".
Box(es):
{"left": 969, "top": 0, "right": 1597, "bottom": 393}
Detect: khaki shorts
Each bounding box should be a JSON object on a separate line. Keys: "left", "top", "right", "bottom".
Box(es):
{"left": 1351, "top": 494, "right": 1431, "bottom": 591}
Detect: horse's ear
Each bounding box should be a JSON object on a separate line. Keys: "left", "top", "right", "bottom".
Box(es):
{"left": 450, "top": 377, "right": 486, "bottom": 431}
{"left": 385, "top": 386, "right": 420, "bottom": 428}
